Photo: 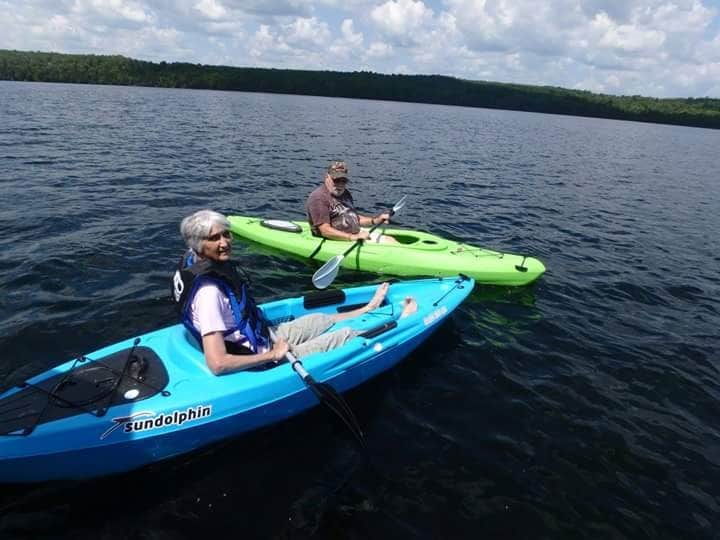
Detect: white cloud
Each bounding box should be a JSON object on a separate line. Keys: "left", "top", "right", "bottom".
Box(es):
{"left": 341, "top": 19, "right": 363, "bottom": 47}
{"left": 71, "top": 0, "right": 155, "bottom": 25}
{"left": 366, "top": 40, "right": 393, "bottom": 58}
{"left": 647, "top": 0, "right": 715, "bottom": 33}
{"left": 282, "top": 16, "right": 330, "bottom": 47}
{"left": 696, "top": 33, "right": 720, "bottom": 62}
{"left": 327, "top": 19, "right": 364, "bottom": 60}
{"left": 45, "top": 14, "right": 76, "bottom": 35}
{"left": 443, "top": 0, "right": 521, "bottom": 51}
{"left": 591, "top": 12, "right": 666, "bottom": 53}
{"left": 0, "top": 0, "right": 718, "bottom": 97}
{"left": 249, "top": 24, "right": 281, "bottom": 58}
{"left": 194, "top": 0, "right": 227, "bottom": 20}
{"left": 370, "top": 0, "right": 435, "bottom": 41}
{"left": 222, "top": 0, "right": 311, "bottom": 17}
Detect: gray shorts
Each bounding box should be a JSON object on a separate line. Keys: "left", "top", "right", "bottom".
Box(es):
{"left": 274, "top": 313, "right": 360, "bottom": 359}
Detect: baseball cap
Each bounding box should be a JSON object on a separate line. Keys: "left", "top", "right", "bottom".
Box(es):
{"left": 327, "top": 161, "right": 349, "bottom": 180}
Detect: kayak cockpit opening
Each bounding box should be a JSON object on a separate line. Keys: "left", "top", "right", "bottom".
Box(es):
{"left": 388, "top": 234, "right": 419, "bottom": 245}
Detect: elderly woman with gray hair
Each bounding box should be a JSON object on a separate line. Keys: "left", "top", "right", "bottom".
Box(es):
{"left": 173, "top": 209, "right": 415, "bottom": 376}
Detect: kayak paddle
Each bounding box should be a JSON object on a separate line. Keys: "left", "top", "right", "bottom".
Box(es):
{"left": 268, "top": 328, "right": 366, "bottom": 449}
{"left": 312, "top": 195, "right": 408, "bottom": 289}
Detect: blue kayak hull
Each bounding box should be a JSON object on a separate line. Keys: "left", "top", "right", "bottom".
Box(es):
{"left": 0, "top": 276, "right": 473, "bottom": 483}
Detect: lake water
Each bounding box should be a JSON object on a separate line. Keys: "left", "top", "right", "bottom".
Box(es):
{"left": 0, "top": 81, "right": 719, "bottom": 539}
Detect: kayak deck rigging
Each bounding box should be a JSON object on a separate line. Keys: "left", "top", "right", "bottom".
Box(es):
{"left": 0, "top": 345, "right": 170, "bottom": 437}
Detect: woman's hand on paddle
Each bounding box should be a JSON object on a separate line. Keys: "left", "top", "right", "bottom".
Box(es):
{"left": 270, "top": 338, "right": 289, "bottom": 361}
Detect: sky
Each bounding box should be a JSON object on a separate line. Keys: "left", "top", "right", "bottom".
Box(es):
{"left": 1, "top": 0, "right": 719, "bottom": 98}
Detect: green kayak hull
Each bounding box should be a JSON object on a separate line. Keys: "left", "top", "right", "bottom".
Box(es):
{"left": 227, "top": 216, "right": 546, "bottom": 286}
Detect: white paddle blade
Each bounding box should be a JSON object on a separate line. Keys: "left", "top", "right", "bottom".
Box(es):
{"left": 393, "top": 195, "right": 408, "bottom": 214}
{"left": 312, "top": 255, "right": 343, "bottom": 289}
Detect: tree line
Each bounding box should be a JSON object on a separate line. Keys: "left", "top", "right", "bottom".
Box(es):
{"left": 2, "top": 49, "right": 719, "bottom": 130}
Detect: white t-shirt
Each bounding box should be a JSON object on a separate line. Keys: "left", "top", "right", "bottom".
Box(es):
{"left": 190, "top": 281, "right": 266, "bottom": 352}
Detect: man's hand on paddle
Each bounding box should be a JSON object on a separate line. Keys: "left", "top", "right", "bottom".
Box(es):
{"left": 350, "top": 230, "right": 371, "bottom": 241}
{"left": 375, "top": 212, "right": 391, "bottom": 224}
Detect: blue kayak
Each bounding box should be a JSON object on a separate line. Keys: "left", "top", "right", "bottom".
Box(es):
{"left": 0, "top": 276, "right": 474, "bottom": 483}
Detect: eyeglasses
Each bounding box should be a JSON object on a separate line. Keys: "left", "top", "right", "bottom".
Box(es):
{"left": 205, "top": 230, "right": 231, "bottom": 242}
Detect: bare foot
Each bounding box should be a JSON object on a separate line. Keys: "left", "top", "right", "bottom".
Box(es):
{"left": 367, "top": 282, "right": 389, "bottom": 311}
{"left": 399, "top": 296, "right": 418, "bottom": 318}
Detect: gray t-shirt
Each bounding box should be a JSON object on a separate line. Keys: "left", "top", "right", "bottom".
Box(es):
{"left": 306, "top": 184, "right": 361, "bottom": 236}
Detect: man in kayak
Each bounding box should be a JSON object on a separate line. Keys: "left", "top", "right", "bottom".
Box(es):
{"left": 306, "top": 160, "right": 398, "bottom": 244}
{"left": 174, "top": 210, "right": 416, "bottom": 375}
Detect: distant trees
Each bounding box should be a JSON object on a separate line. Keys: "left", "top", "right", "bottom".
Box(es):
{"left": 1, "top": 49, "right": 719, "bottom": 129}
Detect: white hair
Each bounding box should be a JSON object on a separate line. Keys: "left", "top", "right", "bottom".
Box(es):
{"left": 180, "top": 209, "right": 230, "bottom": 253}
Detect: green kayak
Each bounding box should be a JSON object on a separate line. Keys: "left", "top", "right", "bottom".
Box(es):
{"left": 227, "top": 215, "right": 546, "bottom": 286}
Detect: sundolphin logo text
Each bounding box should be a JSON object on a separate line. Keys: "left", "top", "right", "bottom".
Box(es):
{"left": 100, "top": 405, "right": 212, "bottom": 440}
{"left": 423, "top": 306, "right": 447, "bottom": 326}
